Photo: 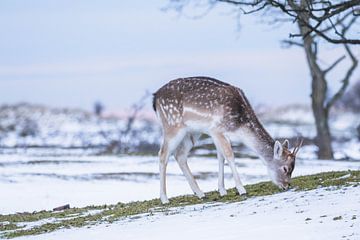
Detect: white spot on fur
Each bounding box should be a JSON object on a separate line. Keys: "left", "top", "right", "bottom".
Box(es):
{"left": 184, "top": 106, "right": 211, "bottom": 118}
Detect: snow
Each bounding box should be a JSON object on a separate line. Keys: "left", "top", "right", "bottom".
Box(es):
{"left": 333, "top": 139, "right": 360, "bottom": 160}
{"left": 1, "top": 154, "right": 359, "bottom": 214}
{"left": 17, "top": 186, "right": 360, "bottom": 240}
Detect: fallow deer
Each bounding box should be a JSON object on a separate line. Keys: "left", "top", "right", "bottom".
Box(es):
{"left": 153, "top": 77, "right": 302, "bottom": 204}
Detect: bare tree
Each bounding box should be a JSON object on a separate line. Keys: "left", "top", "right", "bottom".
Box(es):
{"left": 286, "top": 0, "right": 358, "bottom": 159}
{"left": 167, "top": 0, "right": 359, "bottom": 159}
{"left": 105, "top": 91, "right": 151, "bottom": 154}
{"left": 122, "top": 91, "right": 151, "bottom": 142}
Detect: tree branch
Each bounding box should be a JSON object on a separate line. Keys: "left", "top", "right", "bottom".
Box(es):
{"left": 320, "top": 11, "right": 353, "bottom": 33}
{"left": 286, "top": 0, "right": 360, "bottom": 44}
{"left": 281, "top": 39, "right": 304, "bottom": 48}
{"left": 166, "top": 0, "right": 360, "bottom": 44}
{"left": 325, "top": 44, "right": 358, "bottom": 112}
{"left": 304, "top": 17, "right": 360, "bottom": 44}
{"left": 323, "top": 55, "right": 346, "bottom": 74}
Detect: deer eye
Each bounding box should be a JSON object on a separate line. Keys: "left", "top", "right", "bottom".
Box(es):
{"left": 282, "top": 166, "right": 288, "bottom": 174}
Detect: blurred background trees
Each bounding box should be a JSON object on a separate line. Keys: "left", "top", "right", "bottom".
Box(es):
{"left": 94, "top": 101, "right": 105, "bottom": 117}
{"left": 338, "top": 80, "right": 360, "bottom": 112}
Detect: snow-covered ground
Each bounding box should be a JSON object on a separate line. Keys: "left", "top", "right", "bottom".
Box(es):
{"left": 17, "top": 186, "right": 360, "bottom": 240}
{"left": 1, "top": 103, "right": 359, "bottom": 239}
{"left": 1, "top": 154, "right": 359, "bottom": 214}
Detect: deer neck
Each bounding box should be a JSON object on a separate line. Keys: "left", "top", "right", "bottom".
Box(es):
{"left": 236, "top": 121, "right": 275, "bottom": 164}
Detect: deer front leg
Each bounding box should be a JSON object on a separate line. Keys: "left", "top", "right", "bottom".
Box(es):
{"left": 217, "top": 151, "right": 227, "bottom": 196}
{"left": 212, "top": 132, "right": 246, "bottom": 196}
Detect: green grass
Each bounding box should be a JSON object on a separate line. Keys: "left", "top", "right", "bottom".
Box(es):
{"left": 0, "top": 223, "right": 19, "bottom": 232}
{"left": 1, "top": 170, "right": 359, "bottom": 239}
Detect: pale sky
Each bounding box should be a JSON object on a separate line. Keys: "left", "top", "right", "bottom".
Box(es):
{"left": 0, "top": 0, "right": 357, "bottom": 112}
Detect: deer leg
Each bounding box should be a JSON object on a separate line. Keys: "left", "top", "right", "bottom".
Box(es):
{"left": 159, "top": 128, "right": 186, "bottom": 204}
{"left": 159, "top": 141, "right": 170, "bottom": 204}
{"left": 175, "top": 134, "right": 205, "bottom": 199}
{"left": 216, "top": 150, "right": 227, "bottom": 196}
{"left": 211, "top": 132, "right": 246, "bottom": 195}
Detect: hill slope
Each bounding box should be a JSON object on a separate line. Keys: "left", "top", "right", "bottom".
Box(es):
{"left": 1, "top": 171, "right": 359, "bottom": 239}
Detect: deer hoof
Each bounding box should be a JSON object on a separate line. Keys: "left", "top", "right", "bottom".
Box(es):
{"left": 196, "top": 191, "right": 205, "bottom": 199}
{"left": 160, "top": 196, "right": 169, "bottom": 204}
{"left": 219, "top": 189, "right": 227, "bottom": 196}
{"left": 237, "top": 186, "right": 247, "bottom": 196}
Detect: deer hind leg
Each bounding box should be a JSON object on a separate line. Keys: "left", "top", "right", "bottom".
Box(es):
{"left": 174, "top": 133, "right": 205, "bottom": 199}
{"left": 159, "top": 128, "right": 187, "bottom": 204}
{"left": 211, "top": 132, "right": 247, "bottom": 195}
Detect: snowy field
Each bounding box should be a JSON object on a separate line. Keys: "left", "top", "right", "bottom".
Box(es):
{"left": 0, "top": 104, "right": 359, "bottom": 239}
{"left": 1, "top": 154, "right": 359, "bottom": 214}
{"left": 19, "top": 186, "right": 360, "bottom": 240}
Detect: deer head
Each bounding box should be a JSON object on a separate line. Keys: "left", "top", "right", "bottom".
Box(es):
{"left": 268, "top": 139, "right": 303, "bottom": 190}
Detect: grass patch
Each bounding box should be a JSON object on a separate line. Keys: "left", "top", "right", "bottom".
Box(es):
{"left": 1, "top": 170, "right": 359, "bottom": 238}
{"left": 0, "top": 223, "right": 19, "bottom": 232}
{"left": 0, "top": 206, "right": 104, "bottom": 223}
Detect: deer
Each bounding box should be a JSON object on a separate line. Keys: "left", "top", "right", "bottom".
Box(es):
{"left": 153, "top": 77, "right": 303, "bottom": 204}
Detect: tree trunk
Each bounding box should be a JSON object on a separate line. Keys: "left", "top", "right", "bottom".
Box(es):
{"left": 311, "top": 77, "right": 334, "bottom": 159}
{"left": 305, "top": 44, "right": 334, "bottom": 159}
{"left": 293, "top": 0, "right": 334, "bottom": 159}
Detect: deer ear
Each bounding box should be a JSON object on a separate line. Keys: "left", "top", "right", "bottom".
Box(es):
{"left": 274, "top": 141, "right": 283, "bottom": 160}
{"left": 282, "top": 139, "right": 289, "bottom": 149}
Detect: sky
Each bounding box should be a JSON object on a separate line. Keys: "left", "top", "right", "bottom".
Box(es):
{"left": 0, "top": 0, "right": 358, "bottom": 112}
